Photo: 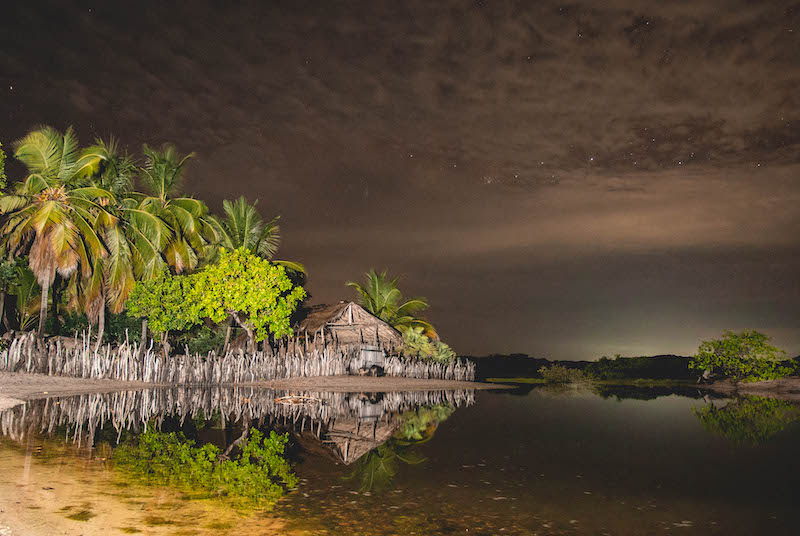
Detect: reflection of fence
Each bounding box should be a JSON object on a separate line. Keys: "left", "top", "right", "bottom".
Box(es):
{"left": 0, "top": 387, "right": 475, "bottom": 447}
{"left": 0, "top": 332, "right": 475, "bottom": 384}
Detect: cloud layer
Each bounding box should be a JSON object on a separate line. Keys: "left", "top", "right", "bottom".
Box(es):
{"left": 1, "top": 0, "right": 798, "bottom": 357}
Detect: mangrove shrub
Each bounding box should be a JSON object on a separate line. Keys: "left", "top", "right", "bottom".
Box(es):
{"left": 538, "top": 364, "right": 590, "bottom": 384}
{"left": 689, "top": 330, "right": 792, "bottom": 382}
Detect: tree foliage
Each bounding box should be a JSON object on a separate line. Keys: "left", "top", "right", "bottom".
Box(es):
{"left": 126, "top": 269, "right": 196, "bottom": 335}
{"left": 689, "top": 330, "right": 792, "bottom": 382}
{"left": 0, "top": 141, "right": 6, "bottom": 191}
{"left": 347, "top": 269, "right": 435, "bottom": 336}
{"left": 538, "top": 364, "right": 590, "bottom": 384}
{"left": 693, "top": 396, "right": 800, "bottom": 444}
{"left": 113, "top": 428, "right": 296, "bottom": 507}
{"left": 402, "top": 326, "right": 456, "bottom": 363}
{"left": 189, "top": 249, "right": 306, "bottom": 342}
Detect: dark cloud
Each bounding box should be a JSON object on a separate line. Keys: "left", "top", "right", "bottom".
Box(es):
{"left": 1, "top": 0, "right": 798, "bottom": 357}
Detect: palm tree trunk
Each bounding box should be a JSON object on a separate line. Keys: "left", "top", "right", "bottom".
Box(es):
{"left": 51, "top": 276, "right": 61, "bottom": 334}
{"left": 95, "top": 307, "right": 105, "bottom": 353}
{"left": 0, "top": 292, "right": 6, "bottom": 331}
{"left": 37, "top": 281, "right": 49, "bottom": 338}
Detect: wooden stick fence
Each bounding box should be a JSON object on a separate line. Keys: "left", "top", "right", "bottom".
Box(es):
{"left": 0, "top": 386, "right": 475, "bottom": 446}
{"left": 0, "top": 332, "right": 475, "bottom": 383}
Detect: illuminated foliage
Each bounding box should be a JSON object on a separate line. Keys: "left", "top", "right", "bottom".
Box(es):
{"left": 125, "top": 269, "right": 198, "bottom": 337}
{"left": 188, "top": 248, "right": 306, "bottom": 342}
{"left": 394, "top": 404, "right": 455, "bottom": 442}
{"left": 347, "top": 269, "right": 435, "bottom": 336}
{"left": 113, "top": 428, "right": 296, "bottom": 507}
{"left": 689, "top": 330, "right": 792, "bottom": 382}
{"left": 693, "top": 396, "right": 800, "bottom": 444}
{"left": 402, "top": 326, "right": 456, "bottom": 363}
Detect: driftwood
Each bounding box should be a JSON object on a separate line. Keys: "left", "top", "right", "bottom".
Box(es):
{"left": 0, "top": 332, "right": 475, "bottom": 384}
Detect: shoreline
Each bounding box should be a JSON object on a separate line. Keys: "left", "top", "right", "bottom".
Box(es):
{"left": 0, "top": 371, "right": 500, "bottom": 411}
{"left": 699, "top": 376, "right": 800, "bottom": 402}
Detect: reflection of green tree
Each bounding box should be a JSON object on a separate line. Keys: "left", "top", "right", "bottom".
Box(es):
{"left": 693, "top": 396, "right": 800, "bottom": 445}
{"left": 346, "top": 404, "right": 455, "bottom": 492}
{"left": 394, "top": 404, "right": 456, "bottom": 442}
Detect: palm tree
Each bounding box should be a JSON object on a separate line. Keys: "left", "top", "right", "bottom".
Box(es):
{"left": 209, "top": 196, "right": 305, "bottom": 350}
{"left": 76, "top": 139, "right": 173, "bottom": 347}
{"left": 0, "top": 181, "right": 113, "bottom": 338}
{"left": 135, "top": 144, "right": 216, "bottom": 274}
{"left": 346, "top": 269, "right": 436, "bottom": 336}
{"left": 0, "top": 127, "right": 114, "bottom": 337}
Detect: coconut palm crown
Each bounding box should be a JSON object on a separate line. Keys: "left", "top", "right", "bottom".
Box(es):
{"left": 346, "top": 269, "right": 435, "bottom": 337}
{"left": 0, "top": 126, "right": 117, "bottom": 336}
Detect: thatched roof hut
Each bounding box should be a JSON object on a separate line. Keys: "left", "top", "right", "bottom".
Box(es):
{"left": 296, "top": 301, "right": 403, "bottom": 349}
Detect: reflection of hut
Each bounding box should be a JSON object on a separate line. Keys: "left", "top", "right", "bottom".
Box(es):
{"left": 296, "top": 302, "right": 403, "bottom": 367}
{"left": 321, "top": 415, "right": 400, "bottom": 465}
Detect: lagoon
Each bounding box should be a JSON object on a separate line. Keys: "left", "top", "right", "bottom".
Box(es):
{"left": 1, "top": 385, "right": 798, "bottom": 535}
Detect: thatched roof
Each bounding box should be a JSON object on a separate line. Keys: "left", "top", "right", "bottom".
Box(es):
{"left": 296, "top": 301, "right": 403, "bottom": 346}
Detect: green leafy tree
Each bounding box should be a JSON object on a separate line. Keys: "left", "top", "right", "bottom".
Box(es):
{"left": 347, "top": 269, "right": 435, "bottom": 336}
{"left": 126, "top": 270, "right": 198, "bottom": 355}
{"left": 690, "top": 330, "right": 792, "bottom": 382}
{"left": 188, "top": 249, "right": 306, "bottom": 351}
{"left": 538, "top": 364, "right": 590, "bottom": 384}
{"left": 208, "top": 196, "right": 305, "bottom": 350}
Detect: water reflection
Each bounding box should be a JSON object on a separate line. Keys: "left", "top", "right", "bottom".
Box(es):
{"left": 693, "top": 395, "right": 800, "bottom": 444}
{"left": 345, "top": 404, "right": 455, "bottom": 491}
{"left": 0, "top": 387, "right": 473, "bottom": 463}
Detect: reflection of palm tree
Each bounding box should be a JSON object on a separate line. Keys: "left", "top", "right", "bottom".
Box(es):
{"left": 693, "top": 396, "right": 800, "bottom": 444}
{"left": 345, "top": 441, "right": 425, "bottom": 492}
{"left": 346, "top": 269, "right": 435, "bottom": 336}
{"left": 345, "top": 404, "right": 455, "bottom": 492}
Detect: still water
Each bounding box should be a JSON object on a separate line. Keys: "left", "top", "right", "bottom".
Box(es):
{"left": 1, "top": 385, "right": 799, "bottom": 535}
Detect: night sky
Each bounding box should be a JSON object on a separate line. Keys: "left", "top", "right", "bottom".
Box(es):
{"left": 1, "top": 1, "right": 798, "bottom": 359}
